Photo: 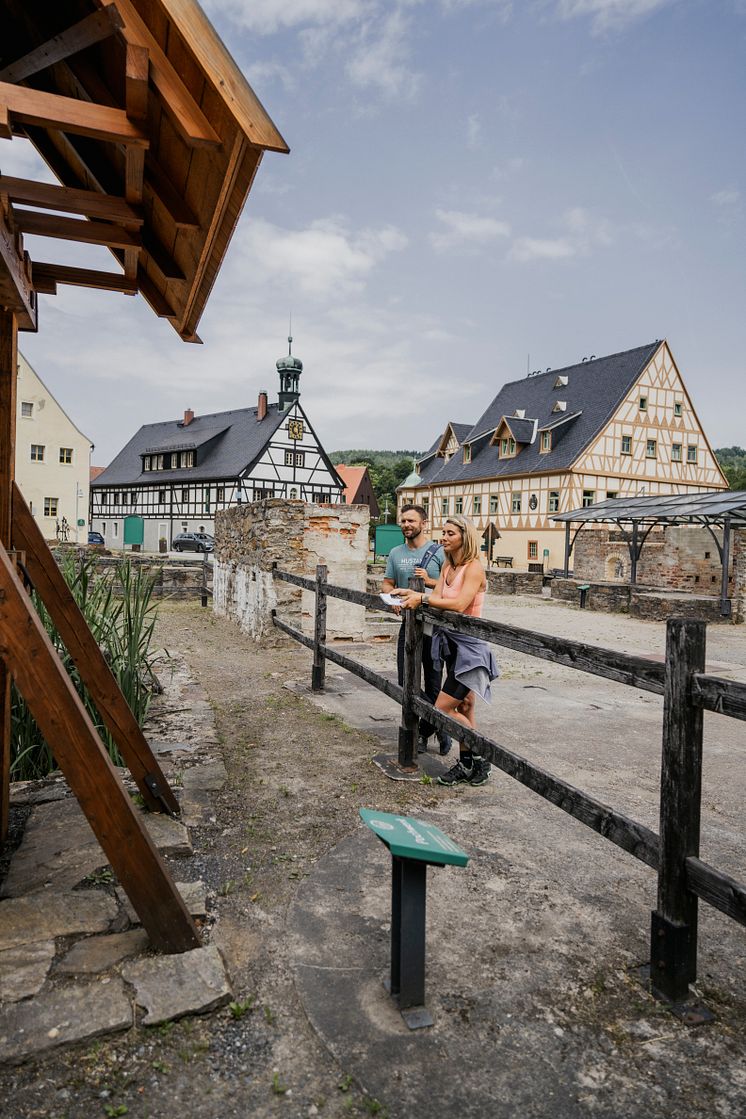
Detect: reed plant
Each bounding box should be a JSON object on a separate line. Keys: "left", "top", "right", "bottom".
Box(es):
{"left": 10, "top": 554, "right": 163, "bottom": 781}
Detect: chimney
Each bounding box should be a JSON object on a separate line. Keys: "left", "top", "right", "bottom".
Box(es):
{"left": 257, "top": 390, "right": 268, "bottom": 421}
{"left": 183, "top": 408, "right": 194, "bottom": 426}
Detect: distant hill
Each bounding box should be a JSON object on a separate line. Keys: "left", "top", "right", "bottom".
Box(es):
{"left": 715, "top": 447, "right": 746, "bottom": 490}
{"left": 329, "top": 450, "right": 422, "bottom": 517}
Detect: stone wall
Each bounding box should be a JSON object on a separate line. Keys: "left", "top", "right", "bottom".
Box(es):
{"left": 486, "top": 570, "right": 544, "bottom": 596}
{"left": 52, "top": 548, "right": 208, "bottom": 600}
{"left": 213, "top": 500, "right": 369, "bottom": 642}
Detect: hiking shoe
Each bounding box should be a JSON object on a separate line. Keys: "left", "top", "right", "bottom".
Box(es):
{"left": 417, "top": 736, "right": 429, "bottom": 755}
{"left": 437, "top": 759, "right": 473, "bottom": 786}
{"left": 437, "top": 734, "right": 452, "bottom": 756}
{"left": 468, "top": 758, "right": 491, "bottom": 786}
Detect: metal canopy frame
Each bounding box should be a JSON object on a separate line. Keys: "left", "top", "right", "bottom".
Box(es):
{"left": 552, "top": 491, "right": 746, "bottom": 617}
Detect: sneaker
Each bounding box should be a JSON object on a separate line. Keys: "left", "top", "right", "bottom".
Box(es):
{"left": 468, "top": 757, "right": 491, "bottom": 786}
{"left": 437, "top": 734, "right": 452, "bottom": 756}
{"left": 437, "top": 759, "right": 473, "bottom": 786}
{"left": 417, "top": 736, "right": 429, "bottom": 755}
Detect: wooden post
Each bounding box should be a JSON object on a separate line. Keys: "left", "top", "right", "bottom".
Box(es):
{"left": 563, "top": 521, "right": 571, "bottom": 577}
{"left": 0, "top": 308, "right": 17, "bottom": 843}
{"left": 651, "top": 617, "right": 706, "bottom": 1002}
{"left": 398, "top": 575, "right": 424, "bottom": 769}
{"left": 630, "top": 522, "right": 639, "bottom": 585}
{"left": 311, "top": 563, "right": 327, "bottom": 693}
{"left": 720, "top": 515, "right": 732, "bottom": 618}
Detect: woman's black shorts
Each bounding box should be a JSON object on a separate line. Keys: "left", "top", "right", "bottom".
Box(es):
{"left": 441, "top": 636, "right": 470, "bottom": 701}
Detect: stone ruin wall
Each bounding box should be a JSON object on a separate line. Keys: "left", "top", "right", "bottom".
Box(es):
{"left": 212, "top": 500, "right": 369, "bottom": 641}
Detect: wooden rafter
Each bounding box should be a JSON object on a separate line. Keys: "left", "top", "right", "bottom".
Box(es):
{"left": 12, "top": 208, "right": 141, "bottom": 250}
{"left": 0, "top": 175, "right": 144, "bottom": 225}
{"left": 0, "top": 8, "right": 124, "bottom": 84}
{"left": 0, "top": 80, "right": 149, "bottom": 146}
{"left": 0, "top": 200, "right": 36, "bottom": 330}
{"left": 11, "top": 483, "right": 180, "bottom": 816}
{"left": 124, "top": 41, "right": 148, "bottom": 276}
{"left": 31, "top": 262, "right": 137, "bottom": 294}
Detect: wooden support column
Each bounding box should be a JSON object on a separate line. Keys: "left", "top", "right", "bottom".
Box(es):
{"left": 11, "top": 482, "right": 179, "bottom": 814}
{"left": 311, "top": 564, "right": 327, "bottom": 693}
{"left": 0, "top": 309, "right": 17, "bottom": 842}
{"left": 650, "top": 618, "right": 706, "bottom": 1002}
{"left": 398, "top": 575, "right": 424, "bottom": 769}
{"left": 0, "top": 542, "right": 200, "bottom": 951}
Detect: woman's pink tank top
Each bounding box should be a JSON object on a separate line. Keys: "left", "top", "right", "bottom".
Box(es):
{"left": 441, "top": 562, "right": 485, "bottom": 617}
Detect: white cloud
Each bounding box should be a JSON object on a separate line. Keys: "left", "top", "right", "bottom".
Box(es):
{"left": 509, "top": 206, "right": 614, "bottom": 261}
{"left": 710, "top": 188, "right": 741, "bottom": 207}
{"left": 229, "top": 216, "right": 408, "bottom": 297}
{"left": 205, "top": 0, "right": 368, "bottom": 35}
{"left": 555, "top": 0, "right": 678, "bottom": 34}
{"left": 510, "top": 237, "right": 577, "bottom": 262}
{"left": 345, "top": 8, "right": 421, "bottom": 99}
{"left": 429, "top": 208, "right": 511, "bottom": 252}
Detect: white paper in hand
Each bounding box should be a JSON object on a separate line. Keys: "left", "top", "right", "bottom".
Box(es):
{"left": 380, "top": 592, "right": 402, "bottom": 606}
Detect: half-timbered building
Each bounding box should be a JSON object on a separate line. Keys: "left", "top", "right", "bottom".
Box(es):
{"left": 90, "top": 340, "right": 344, "bottom": 550}
{"left": 398, "top": 341, "right": 727, "bottom": 570}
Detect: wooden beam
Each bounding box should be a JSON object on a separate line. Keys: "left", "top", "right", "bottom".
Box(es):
{"left": 0, "top": 176, "right": 144, "bottom": 226}
{"left": 0, "top": 310, "right": 17, "bottom": 843}
{"left": 96, "top": 0, "right": 221, "bottom": 149}
{"left": 12, "top": 208, "right": 140, "bottom": 250}
{"left": 0, "top": 542, "right": 200, "bottom": 952}
{"left": 144, "top": 155, "right": 199, "bottom": 228}
{"left": 124, "top": 42, "right": 148, "bottom": 277}
{"left": 11, "top": 483, "right": 179, "bottom": 816}
{"left": 32, "top": 262, "right": 137, "bottom": 294}
{"left": 0, "top": 81, "right": 149, "bottom": 147}
{"left": 0, "top": 8, "right": 124, "bottom": 84}
{"left": 0, "top": 200, "right": 37, "bottom": 331}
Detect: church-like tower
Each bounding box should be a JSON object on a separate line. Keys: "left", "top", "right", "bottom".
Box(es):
{"left": 276, "top": 334, "right": 302, "bottom": 411}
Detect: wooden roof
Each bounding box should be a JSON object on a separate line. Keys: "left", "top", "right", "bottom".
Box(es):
{"left": 0, "top": 0, "right": 288, "bottom": 341}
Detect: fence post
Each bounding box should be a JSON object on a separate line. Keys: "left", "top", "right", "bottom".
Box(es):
{"left": 650, "top": 617, "right": 706, "bottom": 1002}
{"left": 398, "top": 575, "right": 424, "bottom": 768}
{"left": 312, "top": 563, "right": 327, "bottom": 693}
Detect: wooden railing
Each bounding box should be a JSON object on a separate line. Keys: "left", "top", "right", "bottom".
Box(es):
{"left": 272, "top": 564, "right": 746, "bottom": 1006}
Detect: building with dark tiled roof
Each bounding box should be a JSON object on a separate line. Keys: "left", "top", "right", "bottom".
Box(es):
{"left": 398, "top": 341, "right": 727, "bottom": 570}
{"left": 90, "top": 339, "right": 344, "bottom": 551}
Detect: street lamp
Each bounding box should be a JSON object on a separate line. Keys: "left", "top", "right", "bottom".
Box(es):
{"left": 75, "top": 481, "right": 84, "bottom": 543}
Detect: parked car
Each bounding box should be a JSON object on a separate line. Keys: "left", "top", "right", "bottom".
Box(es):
{"left": 88, "top": 530, "right": 105, "bottom": 545}
{"left": 172, "top": 532, "right": 214, "bottom": 554}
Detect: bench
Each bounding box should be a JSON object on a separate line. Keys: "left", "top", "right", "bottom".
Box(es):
{"left": 360, "top": 808, "right": 468, "bottom": 1029}
{"left": 494, "top": 555, "right": 513, "bottom": 567}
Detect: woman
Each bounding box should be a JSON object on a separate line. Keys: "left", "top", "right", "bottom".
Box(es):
{"left": 395, "top": 515, "right": 498, "bottom": 787}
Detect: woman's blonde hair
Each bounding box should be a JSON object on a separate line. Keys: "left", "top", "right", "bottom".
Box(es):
{"left": 443, "top": 515, "right": 481, "bottom": 567}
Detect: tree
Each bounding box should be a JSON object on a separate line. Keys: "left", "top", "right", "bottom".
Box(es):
{"left": 715, "top": 447, "right": 746, "bottom": 490}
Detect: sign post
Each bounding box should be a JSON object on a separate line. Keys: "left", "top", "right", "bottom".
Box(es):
{"left": 360, "top": 808, "right": 469, "bottom": 1028}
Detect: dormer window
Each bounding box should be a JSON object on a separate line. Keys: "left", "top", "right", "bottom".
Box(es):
{"left": 552, "top": 401, "right": 567, "bottom": 413}
{"left": 554, "top": 375, "right": 568, "bottom": 389}
{"left": 540, "top": 431, "right": 551, "bottom": 453}
{"left": 513, "top": 408, "right": 525, "bottom": 419}
{"left": 500, "top": 436, "right": 516, "bottom": 457}
{"left": 463, "top": 444, "right": 471, "bottom": 464}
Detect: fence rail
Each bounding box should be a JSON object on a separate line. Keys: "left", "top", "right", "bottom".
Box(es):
{"left": 272, "top": 564, "right": 746, "bottom": 1004}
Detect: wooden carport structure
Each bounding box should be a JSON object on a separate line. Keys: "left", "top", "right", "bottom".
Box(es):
{"left": 0, "top": 0, "right": 288, "bottom": 950}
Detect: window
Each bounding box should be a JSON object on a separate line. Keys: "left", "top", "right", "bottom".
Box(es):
{"left": 671, "top": 443, "right": 682, "bottom": 462}
{"left": 500, "top": 436, "right": 516, "bottom": 457}
{"left": 687, "top": 444, "right": 698, "bottom": 464}
{"left": 548, "top": 490, "right": 560, "bottom": 513}
{"left": 113, "top": 492, "right": 121, "bottom": 506}
{"left": 21, "top": 401, "right": 33, "bottom": 418}
{"left": 511, "top": 492, "right": 521, "bottom": 513}
{"left": 101, "top": 493, "right": 108, "bottom": 506}
{"left": 455, "top": 497, "right": 463, "bottom": 514}
{"left": 489, "top": 495, "right": 498, "bottom": 515}
{"left": 540, "top": 431, "right": 551, "bottom": 453}
{"left": 528, "top": 541, "right": 538, "bottom": 561}
{"left": 639, "top": 395, "right": 647, "bottom": 411}
{"left": 179, "top": 450, "right": 194, "bottom": 468}
{"left": 422, "top": 498, "right": 429, "bottom": 517}
{"left": 144, "top": 456, "right": 151, "bottom": 471}
{"left": 582, "top": 489, "right": 596, "bottom": 507}
{"left": 130, "top": 491, "right": 137, "bottom": 504}
{"left": 674, "top": 401, "right": 682, "bottom": 417}
{"left": 606, "top": 490, "right": 618, "bottom": 500}
{"left": 473, "top": 495, "right": 481, "bottom": 515}
{"left": 44, "top": 497, "right": 58, "bottom": 517}
{"left": 158, "top": 489, "right": 166, "bottom": 503}
{"left": 441, "top": 497, "right": 449, "bottom": 516}
{"left": 284, "top": 450, "right": 305, "bottom": 467}
{"left": 289, "top": 488, "right": 298, "bottom": 499}
{"left": 113, "top": 522, "right": 119, "bottom": 538}
{"left": 253, "top": 487, "right": 275, "bottom": 499}
{"left": 59, "top": 447, "right": 73, "bottom": 464}
{"left": 30, "top": 443, "right": 45, "bottom": 462}
{"left": 181, "top": 487, "right": 189, "bottom": 503}
{"left": 156, "top": 454, "right": 164, "bottom": 471}
{"left": 217, "top": 486, "right": 225, "bottom": 502}
{"left": 621, "top": 435, "right": 632, "bottom": 455}
{"left": 463, "top": 445, "right": 471, "bottom": 464}
{"left": 646, "top": 439, "right": 657, "bottom": 459}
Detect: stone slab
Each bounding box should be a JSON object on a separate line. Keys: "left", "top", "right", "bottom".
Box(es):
{"left": 0, "top": 892, "right": 116, "bottom": 952}
{"left": 141, "top": 812, "right": 192, "bottom": 857}
{"left": 180, "top": 760, "right": 228, "bottom": 791}
{"left": 115, "top": 881, "right": 206, "bottom": 926}
{"left": 0, "top": 980, "right": 132, "bottom": 1065}
{"left": 9, "top": 780, "right": 69, "bottom": 807}
{"left": 56, "top": 929, "right": 150, "bottom": 975}
{"left": 179, "top": 787, "right": 215, "bottom": 827}
{"left": 0, "top": 940, "right": 55, "bottom": 1002}
{"left": 121, "top": 944, "right": 231, "bottom": 1025}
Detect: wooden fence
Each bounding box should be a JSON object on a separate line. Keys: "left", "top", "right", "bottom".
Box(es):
{"left": 272, "top": 564, "right": 746, "bottom": 1006}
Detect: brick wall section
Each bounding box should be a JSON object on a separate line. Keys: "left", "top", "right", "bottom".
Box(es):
{"left": 212, "top": 499, "right": 369, "bottom": 642}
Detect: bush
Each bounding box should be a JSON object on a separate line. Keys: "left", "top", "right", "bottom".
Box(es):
{"left": 10, "top": 554, "right": 162, "bottom": 781}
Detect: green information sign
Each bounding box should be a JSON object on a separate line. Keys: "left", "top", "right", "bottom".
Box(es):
{"left": 359, "top": 808, "right": 469, "bottom": 867}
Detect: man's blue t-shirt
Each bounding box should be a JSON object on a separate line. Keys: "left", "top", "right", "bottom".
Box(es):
{"left": 385, "top": 542, "right": 444, "bottom": 589}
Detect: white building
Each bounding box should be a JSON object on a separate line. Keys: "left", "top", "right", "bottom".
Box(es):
{"left": 15, "top": 353, "right": 93, "bottom": 542}
{"left": 90, "top": 339, "right": 344, "bottom": 551}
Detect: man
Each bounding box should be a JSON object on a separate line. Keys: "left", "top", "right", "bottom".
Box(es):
{"left": 382, "top": 504, "right": 451, "bottom": 755}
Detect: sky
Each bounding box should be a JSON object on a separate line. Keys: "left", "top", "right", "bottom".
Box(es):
{"left": 6, "top": 0, "right": 745, "bottom": 465}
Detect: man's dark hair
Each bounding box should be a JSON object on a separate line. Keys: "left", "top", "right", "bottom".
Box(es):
{"left": 400, "top": 504, "right": 427, "bottom": 520}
